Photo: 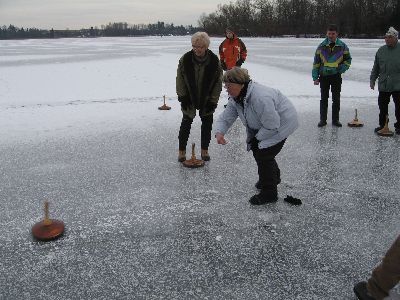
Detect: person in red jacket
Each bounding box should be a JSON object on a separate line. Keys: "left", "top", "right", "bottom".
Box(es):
{"left": 219, "top": 28, "right": 247, "bottom": 71}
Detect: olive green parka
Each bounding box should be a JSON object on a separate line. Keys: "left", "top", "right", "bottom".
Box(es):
{"left": 370, "top": 42, "right": 400, "bottom": 92}
{"left": 176, "top": 49, "right": 222, "bottom": 118}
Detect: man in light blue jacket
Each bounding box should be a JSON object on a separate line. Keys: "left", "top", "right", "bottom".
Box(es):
{"left": 214, "top": 67, "right": 299, "bottom": 205}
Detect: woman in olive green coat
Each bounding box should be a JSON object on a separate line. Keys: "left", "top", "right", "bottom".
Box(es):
{"left": 176, "top": 32, "right": 223, "bottom": 162}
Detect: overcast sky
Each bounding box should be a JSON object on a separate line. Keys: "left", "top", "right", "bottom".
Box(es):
{"left": 0, "top": 0, "right": 233, "bottom": 29}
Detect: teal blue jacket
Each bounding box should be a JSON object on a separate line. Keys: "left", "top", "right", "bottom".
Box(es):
{"left": 312, "top": 38, "right": 352, "bottom": 81}
{"left": 370, "top": 43, "right": 400, "bottom": 92}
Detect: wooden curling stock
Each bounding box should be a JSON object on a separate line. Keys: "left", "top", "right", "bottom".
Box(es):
{"left": 183, "top": 143, "right": 205, "bottom": 168}
{"left": 347, "top": 109, "right": 364, "bottom": 127}
{"left": 377, "top": 115, "right": 394, "bottom": 137}
{"left": 158, "top": 95, "right": 171, "bottom": 110}
{"left": 32, "top": 201, "right": 65, "bottom": 241}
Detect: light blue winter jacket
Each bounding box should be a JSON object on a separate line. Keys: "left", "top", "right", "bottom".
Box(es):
{"left": 215, "top": 81, "right": 299, "bottom": 150}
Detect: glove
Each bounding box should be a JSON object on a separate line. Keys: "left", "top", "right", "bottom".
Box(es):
{"left": 370, "top": 81, "right": 375, "bottom": 90}
{"left": 284, "top": 195, "right": 302, "bottom": 205}
{"left": 249, "top": 136, "right": 259, "bottom": 151}
{"left": 221, "top": 61, "right": 227, "bottom": 71}
{"left": 178, "top": 96, "right": 191, "bottom": 110}
{"left": 236, "top": 59, "right": 244, "bottom": 67}
{"left": 338, "top": 64, "right": 346, "bottom": 74}
{"left": 205, "top": 102, "right": 217, "bottom": 114}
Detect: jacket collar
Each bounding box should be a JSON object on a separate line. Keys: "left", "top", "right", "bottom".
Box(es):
{"left": 322, "top": 37, "right": 343, "bottom": 47}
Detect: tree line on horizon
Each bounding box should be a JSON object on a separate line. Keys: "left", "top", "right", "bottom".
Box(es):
{"left": 199, "top": 0, "right": 400, "bottom": 37}
{"left": 0, "top": 22, "right": 200, "bottom": 40}
{"left": 1, "top": 0, "right": 399, "bottom": 40}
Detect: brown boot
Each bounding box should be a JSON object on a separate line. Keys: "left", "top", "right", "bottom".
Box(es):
{"left": 201, "top": 149, "right": 210, "bottom": 161}
{"left": 178, "top": 150, "right": 186, "bottom": 162}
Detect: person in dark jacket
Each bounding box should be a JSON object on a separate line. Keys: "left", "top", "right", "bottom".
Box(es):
{"left": 312, "top": 24, "right": 352, "bottom": 127}
{"left": 176, "top": 32, "right": 223, "bottom": 162}
{"left": 214, "top": 67, "right": 298, "bottom": 205}
{"left": 370, "top": 26, "right": 400, "bottom": 134}
{"left": 219, "top": 28, "right": 247, "bottom": 71}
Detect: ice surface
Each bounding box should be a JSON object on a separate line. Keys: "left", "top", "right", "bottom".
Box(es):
{"left": 1, "top": 36, "right": 399, "bottom": 299}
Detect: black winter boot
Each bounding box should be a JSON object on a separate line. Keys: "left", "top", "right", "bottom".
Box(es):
{"left": 353, "top": 282, "right": 376, "bottom": 300}
{"left": 332, "top": 120, "right": 342, "bottom": 127}
{"left": 249, "top": 191, "right": 278, "bottom": 205}
{"left": 201, "top": 149, "right": 210, "bottom": 161}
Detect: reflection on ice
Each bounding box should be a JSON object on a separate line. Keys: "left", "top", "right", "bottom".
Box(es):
{"left": 0, "top": 37, "right": 399, "bottom": 299}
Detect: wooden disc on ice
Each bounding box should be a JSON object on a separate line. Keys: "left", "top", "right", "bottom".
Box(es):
{"left": 183, "top": 143, "right": 204, "bottom": 168}
{"left": 377, "top": 115, "right": 394, "bottom": 137}
{"left": 32, "top": 201, "right": 65, "bottom": 241}
{"left": 158, "top": 95, "right": 171, "bottom": 110}
{"left": 378, "top": 128, "right": 394, "bottom": 136}
{"left": 348, "top": 109, "right": 364, "bottom": 127}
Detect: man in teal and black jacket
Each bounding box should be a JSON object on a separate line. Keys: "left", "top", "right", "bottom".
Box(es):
{"left": 370, "top": 26, "right": 400, "bottom": 134}
{"left": 312, "top": 24, "right": 352, "bottom": 127}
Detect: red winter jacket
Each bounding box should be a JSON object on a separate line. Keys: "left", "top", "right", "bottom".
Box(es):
{"left": 219, "top": 32, "right": 247, "bottom": 70}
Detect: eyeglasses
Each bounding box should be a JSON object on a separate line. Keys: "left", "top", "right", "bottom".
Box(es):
{"left": 224, "top": 82, "right": 241, "bottom": 88}
{"left": 192, "top": 44, "right": 206, "bottom": 49}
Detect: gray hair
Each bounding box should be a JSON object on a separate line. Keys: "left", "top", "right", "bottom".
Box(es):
{"left": 223, "top": 67, "right": 251, "bottom": 84}
{"left": 386, "top": 26, "right": 399, "bottom": 39}
{"left": 191, "top": 32, "right": 210, "bottom": 48}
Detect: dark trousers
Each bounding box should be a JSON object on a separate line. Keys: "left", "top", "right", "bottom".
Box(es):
{"left": 252, "top": 139, "right": 286, "bottom": 194}
{"left": 178, "top": 114, "right": 213, "bottom": 151}
{"left": 320, "top": 74, "right": 342, "bottom": 122}
{"left": 378, "top": 91, "right": 400, "bottom": 129}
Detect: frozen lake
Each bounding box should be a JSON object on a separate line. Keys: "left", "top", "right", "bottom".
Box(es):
{"left": 1, "top": 36, "right": 399, "bottom": 299}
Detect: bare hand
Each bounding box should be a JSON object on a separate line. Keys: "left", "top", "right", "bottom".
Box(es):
{"left": 216, "top": 133, "right": 227, "bottom": 145}
{"left": 314, "top": 80, "right": 319, "bottom": 85}
{"left": 370, "top": 82, "right": 375, "bottom": 90}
